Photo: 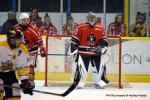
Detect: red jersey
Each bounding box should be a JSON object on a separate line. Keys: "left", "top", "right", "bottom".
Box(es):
{"left": 107, "top": 23, "right": 126, "bottom": 36}
{"left": 40, "top": 24, "right": 57, "bottom": 36}
{"left": 15, "top": 23, "right": 44, "bottom": 54}
{"left": 62, "top": 23, "right": 78, "bottom": 35}
{"left": 71, "top": 23, "right": 107, "bottom": 55}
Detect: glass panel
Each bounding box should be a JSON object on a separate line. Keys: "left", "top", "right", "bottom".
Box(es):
{"left": 129, "top": 0, "right": 150, "bottom": 37}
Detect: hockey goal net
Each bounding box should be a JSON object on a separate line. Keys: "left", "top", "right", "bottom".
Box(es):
{"left": 44, "top": 35, "right": 128, "bottom": 88}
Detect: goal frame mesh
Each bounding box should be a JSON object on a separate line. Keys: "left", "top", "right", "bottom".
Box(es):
{"left": 44, "top": 35, "right": 122, "bottom": 88}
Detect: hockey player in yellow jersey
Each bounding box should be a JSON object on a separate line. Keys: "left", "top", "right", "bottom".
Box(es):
{"left": 0, "top": 29, "right": 34, "bottom": 100}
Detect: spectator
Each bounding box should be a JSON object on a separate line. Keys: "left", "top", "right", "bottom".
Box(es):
{"left": 96, "top": 17, "right": 101, "bottom": 24}
{"left": 40, "top": 13, "right": 57, "bottom": 36}
{"left": 107, "top": 14, "right": 126, "bottom": 36}
{"left": 2, "top": 11, "right": 18, "bottom": 34}
{"left": 62, "top": 16, "right": 78, "bottom": 35}
{"left": 29, "top": 8, "right": 44, "bottom": 28}
{"left": 130, "top": 12, "right": 147, "bottom": 37}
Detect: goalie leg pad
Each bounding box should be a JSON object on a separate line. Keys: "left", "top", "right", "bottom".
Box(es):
{"left": 77, "top": 55, "right": 90, "bottom": 88}
{"left": 91, "top": 63, "right": 98, "bottom": 84}
{"left": 101, "top": 65, "right": 109, "bottom": 84}
{"left": 91, "top": 55, "right": 105, "bottom": 84}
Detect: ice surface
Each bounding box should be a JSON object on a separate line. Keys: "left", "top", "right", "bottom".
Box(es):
{"left": 21, "top": 81, "right": 150, "bottom": 100}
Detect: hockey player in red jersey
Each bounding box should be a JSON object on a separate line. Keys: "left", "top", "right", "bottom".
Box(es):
{"left": 15, "top": 13, "right": 46, "bottom": 56}
{"left": 14, "top": 13, "right": 46, "bottom": 89}
{"left": 70, "top": 11, "right": 108, "bottom": 89}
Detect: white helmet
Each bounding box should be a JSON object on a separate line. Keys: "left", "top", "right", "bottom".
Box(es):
{"left": 19, "top": 13, "right": 29, "bottom": 20}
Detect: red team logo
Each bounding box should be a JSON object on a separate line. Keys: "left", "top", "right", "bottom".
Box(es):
{"left": 87, "top": 32, "right": 96, "bottom": 48}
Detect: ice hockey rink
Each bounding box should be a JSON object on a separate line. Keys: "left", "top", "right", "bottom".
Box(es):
{"left": 0, "top": 0, "right": 150, "bottom": 100}
{"left": 21, "top": 81, "right": 150, "bottom": 100}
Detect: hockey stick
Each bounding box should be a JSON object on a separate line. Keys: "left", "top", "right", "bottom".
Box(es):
{"left": 35, "top": 65, "right": 81, "bottom": 97}
{"left": 31, "top": 50, "right": 80, "bottom": 97}
{"left": 37, "top": 50, "right": 77, "bottom": 56}
{"left": 61, "top": 65, "right": 81, "bottom": 96}
{"left": 0, "top": 64, "right": 81, "bottom": 97}
{"left": 0, "top": 83, "right": 62, "bottom": 96}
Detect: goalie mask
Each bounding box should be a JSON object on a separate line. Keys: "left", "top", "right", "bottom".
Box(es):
{"left": 7, "top": 29, "right": 24, "bottom": 49}
{"left": 87, "top": 11, "right": 96, "bottom": 26}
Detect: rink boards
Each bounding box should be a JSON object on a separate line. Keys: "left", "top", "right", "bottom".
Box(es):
{"left": 0, "top": 35, "right": 150, "bottom": 82}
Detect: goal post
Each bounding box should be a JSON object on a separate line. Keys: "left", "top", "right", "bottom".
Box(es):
{"left": 44, "top": 35, "right": 124, "bottom": 88}
{"left": 107, "top": 36, "right": 122, "bottom": 88}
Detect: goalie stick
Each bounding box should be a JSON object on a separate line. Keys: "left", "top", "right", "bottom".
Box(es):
{"left": 34, "top": 65, "right": 80, "bottom": 97}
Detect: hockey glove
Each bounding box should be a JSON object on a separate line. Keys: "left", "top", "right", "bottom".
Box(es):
{"left": 70, "top": 44, "right": 78, "bottom": 54}
{"left": 40, "top": 47, "right": 46, "bottom": 57}
{"left": 20, "top": 79, "right": 34, "bottom": 95}
{"left": 90, "top": 46, "right": 107, "bottom": 54}
{"left": 90, "top": 46, "right": 102, "bottom": 54}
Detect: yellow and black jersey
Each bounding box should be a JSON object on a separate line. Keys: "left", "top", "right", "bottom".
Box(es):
{"left": 0, "top": 41, "right": 30, "bottom": 80}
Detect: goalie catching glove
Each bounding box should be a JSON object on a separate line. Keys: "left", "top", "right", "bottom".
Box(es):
{"left": 20, "top": 79, "right": 35, "bottom": 95}
{"left": 90, "top": 38, "right": 108, "bottom": 54}
{"left": 90, "top": 46, "right": 107, "bottom": 54}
